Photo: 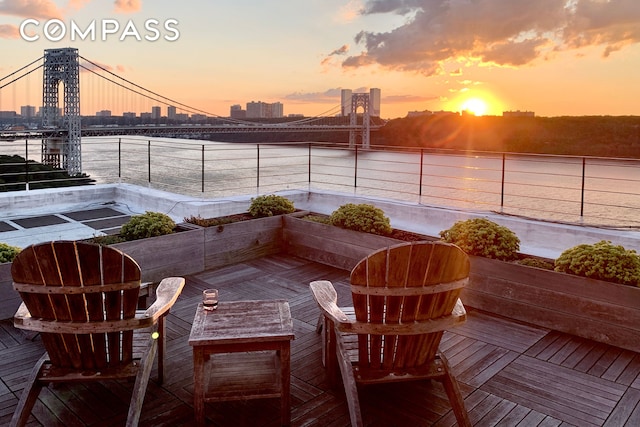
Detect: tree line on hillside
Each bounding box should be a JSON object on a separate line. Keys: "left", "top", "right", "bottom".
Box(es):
{"left": 372, "top": 115, "right": 640, "bottom": 159}
{"left": 200, "top": 115, "right": 639, "bottom": 159}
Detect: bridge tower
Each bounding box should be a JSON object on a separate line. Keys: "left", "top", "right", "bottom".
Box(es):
{"left": 348, "top": 93, "right": 370, "bottom": 149}
{"left": 42, "top": 48, "right": 81, "bottom": 175}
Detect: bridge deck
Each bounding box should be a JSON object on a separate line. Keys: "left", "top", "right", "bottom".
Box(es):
{"left": 2, "top": 253, "right": 639, "bottom": 426}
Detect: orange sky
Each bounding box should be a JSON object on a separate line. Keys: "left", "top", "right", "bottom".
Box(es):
{"left": 1, "top": 0, "right": 639, "bottom": 119}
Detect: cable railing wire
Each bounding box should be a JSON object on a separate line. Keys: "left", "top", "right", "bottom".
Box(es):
{"left": 3, "top": 138, "right": 639, "bottom": 227}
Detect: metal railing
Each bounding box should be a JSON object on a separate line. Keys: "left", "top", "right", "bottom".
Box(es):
{"left": 2, "top": 136, "right": 639, "bottom": 228}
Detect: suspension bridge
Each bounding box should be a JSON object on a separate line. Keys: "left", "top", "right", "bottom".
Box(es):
{"left": 0, "top": 48, "right": 382, "bottom": 175}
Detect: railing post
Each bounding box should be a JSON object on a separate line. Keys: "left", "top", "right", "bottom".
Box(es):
{"left": 308, "top": 143, "right": 312, "bottom": 185}
{"left": 148, "top": 140, "right": 151, "bottom": 184}
{"left": 25, "top": 138, "right": 29, "bottom": 191}
{"left": 501, "top": 153, "right": 506, "bottom": 210}
{"left": 580, "top": 157, "right": 586, "bottom": 217}
{"left": 256, "top": 144, "right": 260, "bottom": 191}
{"left": 201, "top": 144, "right": 205, "bottom": 193}
{"left": 419, "top": 149, "right": 424, "bottom": 196}
{"left": 118, "top": 138, "right": 122, "bottom": 179}
{"left": 354, "top": 145, "right": 358, "bottom": 189}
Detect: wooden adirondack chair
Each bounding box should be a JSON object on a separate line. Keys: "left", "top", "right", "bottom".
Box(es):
{"left": 9, "top": 241, "right": 185, "bottom": 427}
{"left": 310, "top": 241, "right": 472, "bottom": 427}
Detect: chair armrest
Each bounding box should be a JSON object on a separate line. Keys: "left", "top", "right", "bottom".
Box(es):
{"left": 141, "top": 277, "right": 185, "bottom": 323}
{"left": 452, "top": 298, "right": 467, "bottom": 321}
{"left": 310, "top": 280, "right": 353, "bottom": 327}
{"left": 14, "top": 302, "right": 30, "bottom": 324}
{"left": 13, "top": 278, "right": 185, "bottom": 334}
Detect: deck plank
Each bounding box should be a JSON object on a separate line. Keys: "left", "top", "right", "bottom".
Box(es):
{"left": 1, "top": 253, "right": 640, "bottom": 426}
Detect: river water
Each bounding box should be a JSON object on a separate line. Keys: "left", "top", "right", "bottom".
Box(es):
{"left": 8, "top": 135, "right": 640, "bottom": 228}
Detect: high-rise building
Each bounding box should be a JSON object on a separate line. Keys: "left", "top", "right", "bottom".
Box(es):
{"left": 151, "top": 106, "right": 161, "bottom": 119}
{"left": 167, "top": 106, "right": 177, "bottom": 120}
{"left": 20, "top": 105, "right": 36, "bottom": 120}
{"left": 246, "top": 102, "right": 262, "bottom": 118}
{"left": 96, "top": 110, "right": 112, "bottom": 117}
{"left": 369, "top": 88, "right": 381, "bottom": 117}
{"left": 341, "top": 89, "right": 352, "bottom": 117}
{"left": 38, "top": 106, "right": 61, "bottom": 118}
{"left": 230, "top": 104, "right": 246, "bottom": 119}
{"left": 270, "top": 102, "right": 284, "bottom": 118}
{"left": 246, "top": 101, "right": 283, "bottom": 118}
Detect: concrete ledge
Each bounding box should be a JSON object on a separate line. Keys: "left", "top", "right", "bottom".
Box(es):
{"left": 300, "top": 190, "right": 640, "bottom": 259}
{"left": 1, "top": 184, "right": 638, "bottom": 259}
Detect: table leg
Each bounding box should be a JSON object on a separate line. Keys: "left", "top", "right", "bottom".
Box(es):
{"left": 193, "top": 347, "right": 206, "bottom": 426}
{"left": 280, "top": 343, "right": 291, "bottom": 426}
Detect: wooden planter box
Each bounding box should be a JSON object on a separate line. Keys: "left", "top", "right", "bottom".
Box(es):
{"left": 203, "top": 215, "right": 283, "bottom": 270}
{"left": 114, "top": 227, "right": 206, "bottom": 283}
{"left": 0, "top": 216, "right": 284, "bottom": 320}
{"left": 112, "top": 215, "right": 285, "bottom": 280}
{"left": 3, "top": 215, "right": 640, "bottom": 355}
{"left": 283, "top": 216, "right": 640, "bottom": 353}
{"left": 282, "top": 215, "right": 404, "bottom": 271}
{"left": 0, "top": 262, "right": 19, "bottom": 321}
{"left": 463, "top": 256, "right": 640, "bottom": 353}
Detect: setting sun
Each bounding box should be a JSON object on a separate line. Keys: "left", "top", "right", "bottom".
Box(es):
{"left": 461, "top": 98, "right": 488, "bottom": 116}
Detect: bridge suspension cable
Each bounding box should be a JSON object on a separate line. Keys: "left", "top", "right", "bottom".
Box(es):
{"left": 80, "top": 55, "right": 215, "bottom": 119}
{"left": 0, "top": 57, "right": 43, "bottom": 90}
{"left": 79, "top": 55, "right": 345, "bottom": 126}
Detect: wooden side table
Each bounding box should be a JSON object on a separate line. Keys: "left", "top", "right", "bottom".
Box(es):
{"left": 189, "top": 299, "right": 294, "bottom": 426}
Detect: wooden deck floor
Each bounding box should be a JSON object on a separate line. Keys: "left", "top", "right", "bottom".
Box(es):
{"left": 1, "top": 254, "right": 640, "bottom": 426}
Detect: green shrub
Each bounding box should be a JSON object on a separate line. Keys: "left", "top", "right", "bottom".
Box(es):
{"left": 515, "top": 257, "right": 555, "bottom": 270}
{"left": 329, "top": 203, "right": 392, "bottom": 236}
{"left": 0, "top": 243, "right": 21, "bottom": 263}
{"left": 249, "top": 194, "right": 295, "bottom": 218}
{"left": 86, "top": 234, "right": 126, "bottom": 245}
{"left": 183, "top": 215, "right": 236, "bottom": 227}
{"left": 439, "top": 218, "right": 520, "bottom": 261}
{"left": 554, "top": 240, "right": 640, "bottom": 286}
{"left": 120, "top": 211, "right": 176, "bottom": 241}
{"left": 302, "top": 214, "right": 331, "bottom": 225}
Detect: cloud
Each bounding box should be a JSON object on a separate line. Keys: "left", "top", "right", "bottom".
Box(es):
{"left": 66, "top": 0, "right": 92, "bottom": 10}
{"left": 383, "top": 94, "right": 438, "bottom": 103}
{"left": 336, "top": 0, "right": 364, "bottom": 23}
{"left": 563, "top": 0, "right": 640, "bottom": 57}
{"left": 284, "top": 87, "right": 374, "bottom": 104}
{"left": 329, "top": 44, "right": 349, "bottom": 56}
{"left": 0, "top": 24, "right": 20, "bottom": 38}
{"left": 480, "top": 38, "right": 549, "bottom": 66}
{"left": 284, "top": 88, "right": 344, "bottom": 103}
{"left": 0, "top": 0, "right": 63, "bottom": 19}
{"left": 114, "top": 0, "right": 141, "bottom": 13}
{"left": 338, "top": 0, "right": 640, "bottom": 74}
{"left": 321, "top": 44, "right": 351, "bottom": 67}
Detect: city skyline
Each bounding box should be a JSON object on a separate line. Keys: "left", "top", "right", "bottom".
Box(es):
{"left": 0, "top": 1, "right": 639, "bottom": 119}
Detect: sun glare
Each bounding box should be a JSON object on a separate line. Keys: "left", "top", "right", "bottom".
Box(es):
{"left": 461, "top": 98, "right": 488, "bottom": 116}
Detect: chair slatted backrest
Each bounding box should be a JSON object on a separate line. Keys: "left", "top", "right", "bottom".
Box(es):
{"left": 349, "top": 241, "right": 469, "bottom": 371}
{"left": 11, "top": 241, "right": 141, "bottom": 370}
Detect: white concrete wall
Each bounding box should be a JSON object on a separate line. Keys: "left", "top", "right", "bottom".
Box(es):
{"left": 1, "top": 184, "right": 638, "bottom": 260}
{"left": 297, "top": 190, "right": 640, "bottom": 259}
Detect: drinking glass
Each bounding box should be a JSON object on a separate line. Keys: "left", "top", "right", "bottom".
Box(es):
{"left": 202, "top": 289, "right": 218, "bottom": 311}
